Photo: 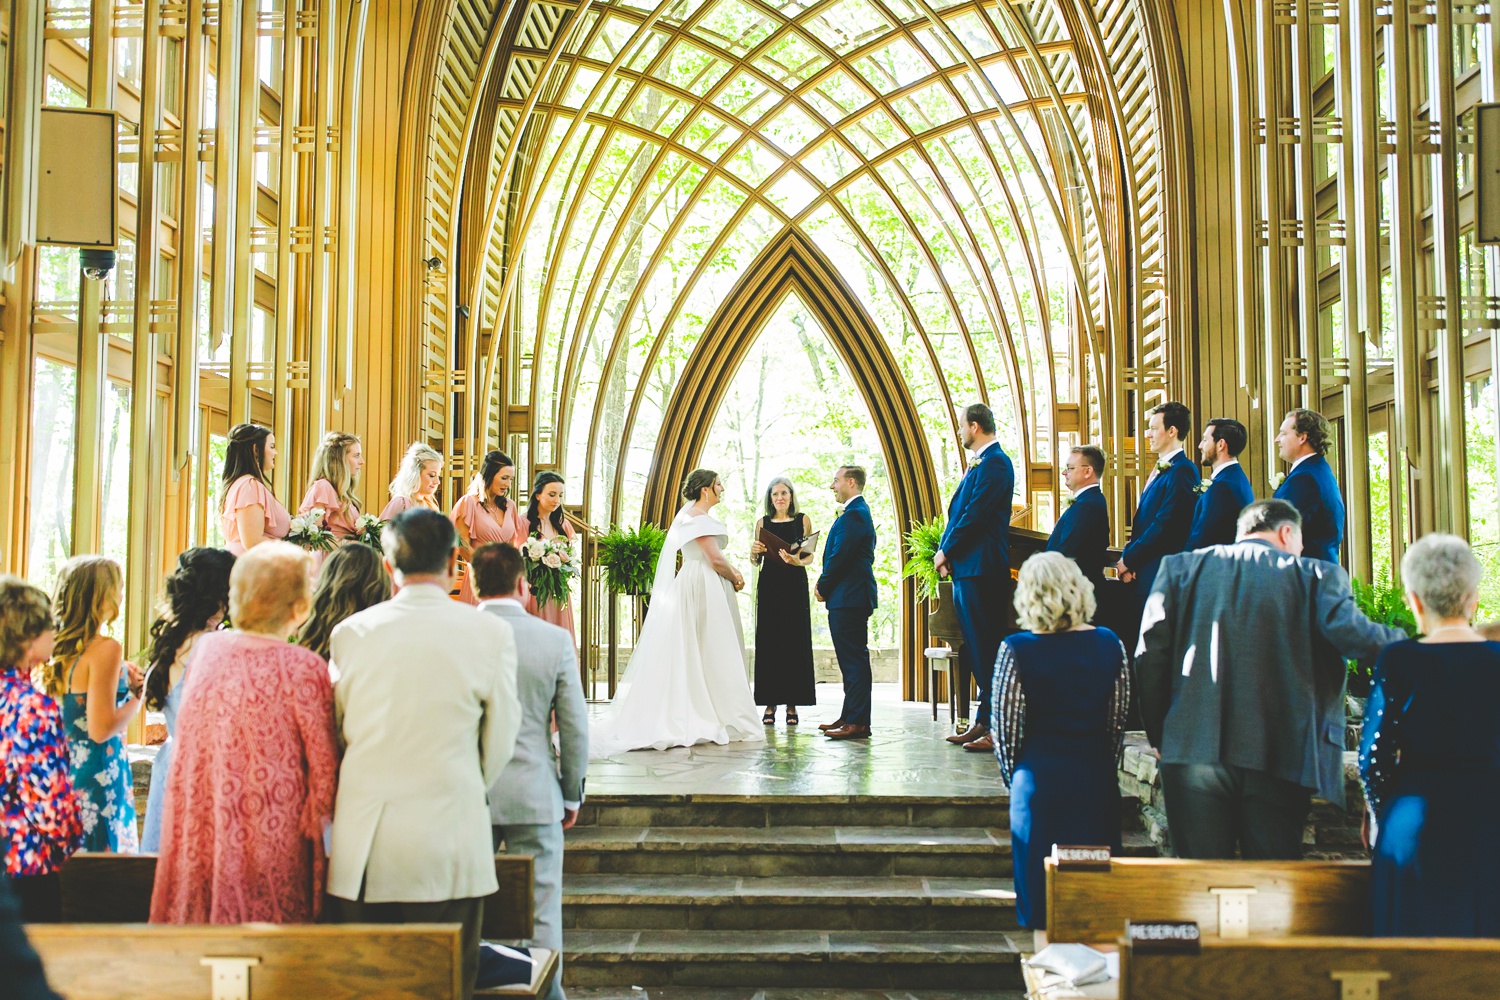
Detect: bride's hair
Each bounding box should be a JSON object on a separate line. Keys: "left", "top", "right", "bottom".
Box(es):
{"left": 682, "top": 468, "right": 718, "bottom": 504}
{"left": 763, "top": 477, "right": 799, "bottom": 519}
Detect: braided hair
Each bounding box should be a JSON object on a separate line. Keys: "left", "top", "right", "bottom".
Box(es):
{"left": 144, "top": 548, "right": 236, "bottom": 711}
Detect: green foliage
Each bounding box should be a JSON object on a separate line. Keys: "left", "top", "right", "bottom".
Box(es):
{"left": 1349, "top": 575, "right": 1417, "bottom": 682}
{"left": 901, "top": 515, "right": 945, "bottom": 602}
{"left": 597, "top": 522, "right": 666, "bottom": 596}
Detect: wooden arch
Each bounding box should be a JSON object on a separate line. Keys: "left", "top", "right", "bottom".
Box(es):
{"left": 641, "top": 228, "right": 944, "bottom": 698}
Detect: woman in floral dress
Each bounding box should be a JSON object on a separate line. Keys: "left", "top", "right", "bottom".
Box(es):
{"left": 42, "top": 557, "right": 140, "bottom": 853}
{"left": 1, "top": 576, "right": 83, "bottom": 920}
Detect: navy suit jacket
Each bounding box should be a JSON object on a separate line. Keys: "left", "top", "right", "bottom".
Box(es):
{"left": 1186, "top": 462, "right": 1255, "bottom": 551}
{"left": 1273, "top": 454, "right": 1345, "bottom": 564}
{"left": 1046, "top": 486, "right": 1109, "bottom": 593}
{"left": 817, "top": 494, "right": 877, "bottom": 610}
{"left": 938, "top": 441, "right": 1016, "bottom": 580}
{"left": 1122, "top": 450, "right": 1198, "bottom": 595}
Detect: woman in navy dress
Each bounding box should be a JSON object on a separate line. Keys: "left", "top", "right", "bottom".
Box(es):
{"left": 1360, "top": 533, "right": 1500, "bottom": 936}
{"left": 992, "top": 552, "right": 1128, "bottom": 930}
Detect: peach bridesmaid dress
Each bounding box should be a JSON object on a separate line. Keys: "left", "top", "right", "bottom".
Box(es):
{"left": 450, "top": 493, "right": 529, "bottom": 605}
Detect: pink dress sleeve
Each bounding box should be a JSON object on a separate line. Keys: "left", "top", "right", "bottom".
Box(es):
{"left": 221, "top": 476, "right": 291, "bottom": 553}
{"left": 451, "top": 494, "right": 476, "bottom": 540}
{"left": 301, "top": 480, "right": 357, "bottom": 540}
{"left": 379, "top": 495, "right": 411, "bottom": 521}
{"left": 286, "top": 648, "right": 339, "bottom": 920}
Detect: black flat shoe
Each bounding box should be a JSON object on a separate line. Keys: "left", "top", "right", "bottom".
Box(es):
{"left": 763, "top": 707, "right": 776, "bottom": 725}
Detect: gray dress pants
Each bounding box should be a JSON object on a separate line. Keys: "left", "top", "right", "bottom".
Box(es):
{"left": 1160, "top": 763, "right": 1313, "bottom": 860}
{"left": 495, "top": 822, "right": 567, "bottom": 1000}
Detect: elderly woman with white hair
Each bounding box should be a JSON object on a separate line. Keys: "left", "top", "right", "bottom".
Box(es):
{"left": 991, "top": 552, "right": 1129, "bottom": 930}
{"left": 1359, "top": 533, "right": 1500, "bottom": 937}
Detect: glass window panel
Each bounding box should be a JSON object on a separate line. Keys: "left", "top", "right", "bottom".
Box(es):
{"left": 852, "top": 38, "right": 935, "bottom": 95}
{"left": 683, "top": 111, "right": 741, "bottom": 159}
{"left": 587, "top": 15, "right": 639, "bottom": 61}
{"left": 913, "top": 27, "right": 961, "bottom": 68}
{"left": 765, "top": 167, "right": 820, "bottom": 217}
{"left": 802, "top": 135, "right": 861, "bottom": 186}
{"left": 690, "top": 0, "right": 780, "bottom": 57}
{"left": 944, "top": 11, "right": 1000, "bottom": 56}
{"left": 752, "top": 29, "right": 828, "bottom": 84}
{"left": 723, "top": 136, "right": 784, "bottom": 186}
{"left": 651, "top": 40, "right": 732, "bottom": 97}
{"left": 803, "top": 67, "right": 874, "bottom": 123}
{"left": 803, "top": 0, "right": 891, "bottom": 54}
{"left": 27, "top": 358, "right": 77, "bottom": 593}
{"left": 626, "top": 29, "right": 671, "bottom": 72}
{"left": 841, "top": 107, "right": 907, "bottom": 156}
{"left": 711, "top": 70, "right": 780, "bottom": 124}
{"left": 99, "top": 383, "right": 132, "bottom": 576}
{"left": 892, "top": 83, "right": 964, "bottom": 133}
{"left": 758, "top": 103, "right": 822, "bottom": 155}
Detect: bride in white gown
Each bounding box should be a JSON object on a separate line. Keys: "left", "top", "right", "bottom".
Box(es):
{"left": 590, "top": 469, "right": 766, "bottom": 755}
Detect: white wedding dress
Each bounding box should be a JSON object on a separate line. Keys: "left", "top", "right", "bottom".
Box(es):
{"left": 590, "top": 505, "right": 765, "bottom": 755}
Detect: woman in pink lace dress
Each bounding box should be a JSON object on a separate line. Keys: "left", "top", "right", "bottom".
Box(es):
{"left": 298, "top": 431, "right": 365, "bottom": 541}
{"left": 150, "top": 542, "right": 339, "bottom": 924}
{"left": 450, "top": 450, "right": 527, "bottom": 605}
{"left": 220, "top": 423, "right": 291, "bottom": 555}
{"left": 522, "top": 471, "right": 576, "bottom": 641}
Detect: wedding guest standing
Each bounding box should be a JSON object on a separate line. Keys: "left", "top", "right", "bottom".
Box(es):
{"left": 141, "top": 548, "right": 236, "bottom": 852}
{"left": 299, "top": 431, "right": 365, "bottom": 541}
{"left": 296, "top": 544, "right": 392, "bottom": 661}
{"left": 221, "top": 423, "right": 291, "bottom": 555}
{"left": 992, "top": 553, "right": 1128, "bottom": 929}
{"left": 381, "top": 441, "right": 444, "bottom": 520}
{"left": 1, "top": 576, "right": 82, "bottom": 922}
{"left": 749, "top": 477, "right": 816, "bottom": 726}
{"left": 43, "top": 557, "right": 140, "bottom": 853}
{"left": 817, "top": 466, "right": 878, "bottom": 741}
{"left": 151, "top": 543, "right": 340, "bottom": 924}
{"left": 1186, "top": 418, "right": 1254, "bottom": 551}
{"left": 1115, "top": 401, "right": 1197, "bottom": 650}
{"left": 935, "top": 404, "right": 1015, "bottom": 753}
{"left": 1360, "top": 534, "right": 1500, "bottom": 936}
{"left": 451, "top": 450, "right": 528, "bottom": 605}
{"left": 524, "top": 472, "right": 578, "bottom": 640}
{"left": 1046, "top": 445, "right": 1109, "bottom": 595}
{"left": 1273, "top": 407, "right": 1345, "bottom": 564}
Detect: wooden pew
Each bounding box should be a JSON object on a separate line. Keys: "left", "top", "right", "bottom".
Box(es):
{"left": 29, "top": 923, "right": 463, "bottom": 1000}
{"left": 1120, "top": 934, "right": 1500, "bottom": 999}
{"left": 1045, "top": 855, "right": 1372, "bottom": 945}
{"left": 56, "top": 851, "right": 536, "bottom": 940}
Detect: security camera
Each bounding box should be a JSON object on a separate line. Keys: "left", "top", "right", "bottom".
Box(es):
{"left": 425, "top": 256, "right": 443, "bottom": 270}
{"left": 80, "top": 248, "right": 116, "bottom": 280}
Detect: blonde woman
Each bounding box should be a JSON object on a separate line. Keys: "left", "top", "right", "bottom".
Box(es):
{"left": 44, "top": 556, "right": 141, "bottom": 852}
{"left": 299, "top": 431, "right": 365, "bottom": 541}
{"left": 991, "top": 552, "right": 1128, "bottom": 930}
{"left": 381, "top": 442, "right": 443, "bottom": 521}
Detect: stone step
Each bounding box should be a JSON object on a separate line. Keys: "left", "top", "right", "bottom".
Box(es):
{"left": 576, "top": 794, "right": 1010, "bottom": 830}
{"left": 568, "top": 991, "right": 1028, "bottom": 1000}
{"left": 563, "top": 930, "right": 1026, "bottom": 989}
{"left": 564, "top": 825, "right": 1014, "bottom": 878}
{"left": 563, "top": 875, "right": 1018, "bottom": 932}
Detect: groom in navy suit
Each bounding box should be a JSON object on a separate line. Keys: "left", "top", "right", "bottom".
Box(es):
{"left": 1186, "top": 417, "right": 1256, "bottom": 550}
{"left": 1116, "top": 401, "right": 1198, "bottom": 617}
{"left": 1272, "top": 408, "right": 1345, "bottom": 564}
{"left": 1046, "top": 444, "right": 1110, "bottom": 595}
{"left": 816, "top": 466, "right": 878, "bottom": 741}
{"left": 935, "top": 403, "right": 1015, "bottom": 753}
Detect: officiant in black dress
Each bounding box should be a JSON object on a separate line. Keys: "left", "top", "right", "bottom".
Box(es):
{"left": 749, "top": 477, "right": 818, "bottom": 726}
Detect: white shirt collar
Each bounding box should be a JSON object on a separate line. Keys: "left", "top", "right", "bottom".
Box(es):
{"left": 1071, "top": 482, "right": 1102, "bottom": 498}
{"left": 1158, "top": 447, "right": 1185, "bottom": 465}
{"left": 477, "top": 597, "right": 525, "bottom": 612}
{"left": 1210, "top": 459, "right": 1240, "bottom": 480}
{"left": 1290, "top": 453, "right": 1315, "bottom": 471}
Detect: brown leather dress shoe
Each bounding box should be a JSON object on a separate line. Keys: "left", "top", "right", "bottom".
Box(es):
{"left": 818, "top": 718, "right": 846, "bottom": 732}
{"left": 962, "top": 734, "right": 995, "bottom": 753}
{"left": 947, "top": 722, "right": 988, "bottom": 745}
{"left": 826, "top": 724, "right": 871, "bottom": 740}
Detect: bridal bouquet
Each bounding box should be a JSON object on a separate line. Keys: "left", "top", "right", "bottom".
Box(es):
{"left": 285, "top": 511, "right": 337, "bottom": 553}
{"left": 523, "top": 535, "right": 578, "bottom": 609}
{"left": 351, "top": 513, "right": 384, "bottom": 549}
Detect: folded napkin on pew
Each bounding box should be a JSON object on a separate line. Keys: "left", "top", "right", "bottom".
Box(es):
{"left": 1025, "top": 943, "right": 1118, "bottom": 996}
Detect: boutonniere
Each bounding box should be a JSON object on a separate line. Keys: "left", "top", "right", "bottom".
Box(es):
{"left": 1192, "top": 478, "right": 1212, "bottom": 495}
{"left": 967, "top": 454, "right": 983, "bottom": 471}
{"left": 1270, "top": 472, "right": 1286, "bottom": 490}
{"left": 1154, "top": 458, "right": 1171, "bottom": 473}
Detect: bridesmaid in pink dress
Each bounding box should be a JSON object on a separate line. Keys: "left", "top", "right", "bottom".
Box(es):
{"left": 523, "top": 471, "right": 577, "bottom": 641}
{"left": 220, "top": 423, "right": 291, "bottom": 556}
{"left": 451, "top": 449, "right": 528, "bottom": 605}
{"left": 150, "top": 542, "right": 339, "bottom": 924}
{"left": 298, "top": 432, "right": 365, "bottom": 541}
{"left": 379, "top": 441, "right": 444, "bottom": 521}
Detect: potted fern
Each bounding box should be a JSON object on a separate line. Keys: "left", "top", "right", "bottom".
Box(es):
{"left": 597, "top": 523, "right": 666, "bottom": 599}
{"left": 903, "top": 515, "right": 963, "bottom": 643}
{"left": 1349, "top": 575, "right": 1417, "bottom": 698}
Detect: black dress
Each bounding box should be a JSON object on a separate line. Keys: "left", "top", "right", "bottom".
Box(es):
{"left": 753, "top": 516, "right": 818, "bottom": 706}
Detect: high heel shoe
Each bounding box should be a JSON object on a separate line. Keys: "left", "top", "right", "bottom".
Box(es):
{"left": 786, "top": 707, "right": 799, "bottom": 726}
{"left": 763, "top": 706, "right": 776, "bottom": 726}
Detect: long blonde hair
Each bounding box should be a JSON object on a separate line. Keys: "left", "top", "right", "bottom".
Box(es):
{"left": 309, "top": 431, "right": 362, "bottom": 512}
{"left": 389, "top": 442, "right": 443, "bottom": 500}
{"left": 40, "top": 555, "right": 123, "bottom": 698}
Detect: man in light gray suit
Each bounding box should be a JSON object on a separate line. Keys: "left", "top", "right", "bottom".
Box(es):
{"left": 472, "top": 542, "right": 588, "bottom": 1000}
{"left": 1136, "top": 499, "right": 1403, "bottom": 860}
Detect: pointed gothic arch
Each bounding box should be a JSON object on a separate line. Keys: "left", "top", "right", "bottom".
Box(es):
{"left": 641, "top": 228, "right": 947, "bottom": 696}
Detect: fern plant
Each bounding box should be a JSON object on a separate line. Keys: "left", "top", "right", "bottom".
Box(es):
{"left": 597, "top": 522, "right": 667, "bottom": 597}
{"left": 1349, "top": 575, "right": 1417, "bottom": 686}
{"left": 901, "top": 515, "right": 946, "bottom": 602}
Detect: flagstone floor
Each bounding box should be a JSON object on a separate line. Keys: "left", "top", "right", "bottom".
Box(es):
{"left": 584, "top": 684, "right": 1005, "bottom": 799}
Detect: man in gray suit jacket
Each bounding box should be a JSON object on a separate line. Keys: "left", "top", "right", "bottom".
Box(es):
{"left": 472, "top": 543, "right": 588, "bottom": 1000}
{"left": 1136, "top": 499, "right": 1403, "bottom": 860}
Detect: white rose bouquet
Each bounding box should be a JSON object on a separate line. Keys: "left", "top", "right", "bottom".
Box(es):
{"left": 285, "top": 510, "right": 336, "bottom": 553}
{"left": 524, "top": 535, "right": 578, "bottom": 609}
{"left": 351, "top": 513, "right": 384, "bottom": 549}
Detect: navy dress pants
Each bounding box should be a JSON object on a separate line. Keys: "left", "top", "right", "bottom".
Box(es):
{"left": 953, "top": 574, "right": 1008, "bottom": 727}
{"left": 828, "top": 608, "right": 872, "bottom": 727}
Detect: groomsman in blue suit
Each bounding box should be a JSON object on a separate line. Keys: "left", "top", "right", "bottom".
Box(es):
{"left": 1272, "top": 408, "right": 1345, "bottom": 564}
{"left": 1046, "top": 444, "right": 1109, "bottom": 595}
{"left": 816, "top": 465, "right": 878, "bottom": 741}
{"left": 1186, "top": 417, "right": 1256, "bottom": 550}
{"left": 1115, "top": 401, "right": 1198, "bottom": 605}
{"left": 934, "top": 403, "right": 1015, "bottom": 754}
